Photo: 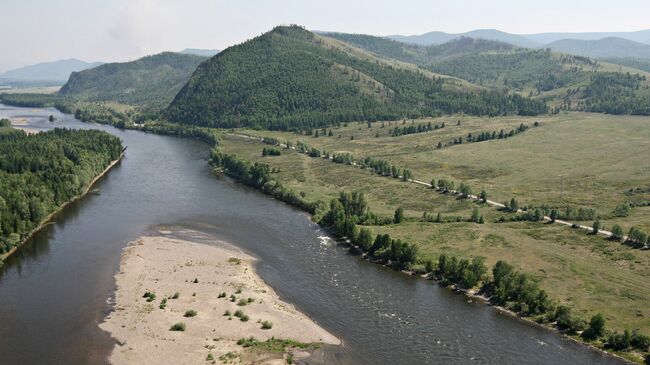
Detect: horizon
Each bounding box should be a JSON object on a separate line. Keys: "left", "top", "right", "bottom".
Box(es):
{"left": 2, "top": 0, "right": 650, "bottom": 72}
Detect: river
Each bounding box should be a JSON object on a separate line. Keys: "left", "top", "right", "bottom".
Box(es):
{"left": 0, "top": 104, "right": 622, "bottom": 364}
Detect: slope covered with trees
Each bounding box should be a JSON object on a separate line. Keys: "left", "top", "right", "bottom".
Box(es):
{"left": 324, "top": 33, "right": 515, "bottom": 66}
{"left": 167, "top": 26, "right": 546, "bottom": 131}
{"left": 323, "top": 32, "right": 650, "bottom": 115}
{"left": 546, "top": 37, "right": 650, "bottom": 60}
{"left": 0, "top": 128, "right": 123, "bottom": 256}
{"left": 59, "top": 52, "right": 206, "bottom": 109}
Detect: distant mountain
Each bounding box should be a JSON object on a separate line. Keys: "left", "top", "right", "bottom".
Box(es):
{"left": 60, "top": 52, "right": 206, "bottom": 108}
{"left": 388, "top": 31, "right": 456, "bottom": 46}
{"left": 546, "top": 37, "right": 650, "bottom": 60}
{"left": 388, "top": 29, "right": 650, "bottom": 48}
{"left": 388, "top": 29, "right": 541, "bottom": 48}
{"left": 524, "top": 30, "right": 650, "bottom": 45}
{"left": 180, "top": 48, "right": 220, "bottom": 57}
{"left": 0, "top": 59, "right": 103, "bottom": 83}
{"left": 167, "top": 26, "right": 546, "bottom": 130}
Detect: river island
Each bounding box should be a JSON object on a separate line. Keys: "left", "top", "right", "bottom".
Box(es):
{"left": 101, "top": 230, "right": 339, "bottom": 365}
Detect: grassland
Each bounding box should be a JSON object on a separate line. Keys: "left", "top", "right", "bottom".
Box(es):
{"left": 0, "top": 86, "right": 60, "bottom": 94}
{"left": 237, "top": 112, "right": 650, "bottom": 215}
{"left": 221, "top": 112, "right": 650, "bottom": 338}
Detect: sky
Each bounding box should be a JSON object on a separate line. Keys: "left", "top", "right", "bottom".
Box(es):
{"left": 1, "top": 0, "right": 650, "bottom": 72}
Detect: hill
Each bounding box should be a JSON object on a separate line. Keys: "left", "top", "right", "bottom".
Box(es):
{"left": 546, "top": 37, "right": 650, "bottom": 60}
{"left": 324, "top": 33, "right": 588, "bottom": 91}
{"left": 59, "top": 52, "right": 206, "bottom": 109}
{"left": 524, "top": 29, "right": 650, "bottom": 45}
{"left": 167, "top": 26, "right": 546, "bottom": 130}
{"left": 324, "top": 32, "right": 650, "bottom": 114}
{"left": 180, "top": 48, "right": 220, "bottom": 57}
{"left": 602, "top": 57, "right": 650, "bottom": 73}
{"left": 324, "top": 33, "right": 514, "bottom": 66}
{"left": 0, "top": 59, "right": 103, "bottom": 83}
{"left": 388, "top": 29, "right": 540, "bottom": 48}
{"left": 388, "top": 28, "right": 650, "bottom": 47}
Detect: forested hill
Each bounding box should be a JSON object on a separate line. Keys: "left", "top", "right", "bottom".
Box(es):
{"left": 0, "top": 128, "right": 123, "bottom": 256}
{"left": 167, "top": 26, "right": 546, "bottom": 130}
{"left": 323, "top": 33, "right": 515, "bottom": 66}
{"left": 59, "top": 52, "right": 207, "bottom": 109}
{"left": 323, "top": 32, "right": 650, "bottom": 115}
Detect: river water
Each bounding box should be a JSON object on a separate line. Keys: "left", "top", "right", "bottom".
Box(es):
{"left": 0, "top": 104, "right": 622, "bottom": 364}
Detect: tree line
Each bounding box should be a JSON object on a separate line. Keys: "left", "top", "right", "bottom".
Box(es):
{"left": 437, "top": 122, "right": 538, "bottom": 149}
{"left": 0, "top": 128, "right": 123, "bottom": 256}
{"left": 213, "top": 149, "right": 650, "bottom": 358}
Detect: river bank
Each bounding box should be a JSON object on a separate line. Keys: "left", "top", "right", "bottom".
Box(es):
{"left": 218, "top": 162, "right": 646, "bottom": 364}
{"left": 101, "top": 231, "right": 339, "bottom": 365}
{"left": 0, "top": 150, "right": 125, "bottom": 263}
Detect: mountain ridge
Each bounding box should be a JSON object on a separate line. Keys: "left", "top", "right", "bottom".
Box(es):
{"left": 167, "top": 26, "right": 546, "bottom": 130}
{"left": 388, "top": 28, "right": 650, "bottom": 47}
{"left": 180, "top": 48, "right": 220, "bottom": 57}
{"left": 59, "top": 52, "right": 206, "bottom": 108}
{"left": 546, "top": 37, "right": 650, "bottom": 60}
{"left": 0, "top": 58, "right": 103, "bottom": 83}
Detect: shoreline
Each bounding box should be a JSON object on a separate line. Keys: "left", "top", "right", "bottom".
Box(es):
{"left": 341, "top": 235, "right": 640, "bottom": 364}
{"left": 0, "top": 151, "right": 125, "bottom": 263}
{"left": 101, "top": 231, "right": 339, "bottom": 365}
{"left": 222, "top": 169, "right": 643, "bottom": 364}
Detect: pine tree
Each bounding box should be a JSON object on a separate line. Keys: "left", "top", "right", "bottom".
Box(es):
{"left": 394, "top": 207, "right": 405, "bottom": 224}
{"left": 592, "top": 219, "right": 601, "bottom": 234}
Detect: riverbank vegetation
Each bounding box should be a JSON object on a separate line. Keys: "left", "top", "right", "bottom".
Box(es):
{"left": 0, "top": 128, "right": 123, "bottom": 259}
{"left": 216, "top": 131, "right": 650, "bottom": 363}
{"left": 2, "top": 22, "right": 649, "bottom": 362}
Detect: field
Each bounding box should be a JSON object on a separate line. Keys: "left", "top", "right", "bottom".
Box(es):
{"left": 0, "top": 86, "right": 60, "bottom": 94}
{"left": 237, "top": 112, "right": 650, "bottom": 215}
{"left": 221, "top": 111, "right": 650, "bottom": 337}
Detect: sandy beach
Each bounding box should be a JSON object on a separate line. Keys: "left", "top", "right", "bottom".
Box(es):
{"left": 7, "top": 117, "right": 39, "bottom": 134}
{"left": 101, "top": 231, "right": 339, "bottom": 365}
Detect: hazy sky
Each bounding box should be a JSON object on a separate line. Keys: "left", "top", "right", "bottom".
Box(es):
{"left": 1, "top": 0, "right": 649, "bottom": 72}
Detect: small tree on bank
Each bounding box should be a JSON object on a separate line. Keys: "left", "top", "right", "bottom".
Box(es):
{"left": 592, "top": 219, "right": 601, "bottom": 234}
{"left": 611, "top": 224, "right": 624, "bottom": 240}
{"left": 394, "top": 207, "right": 404, "bottom": 224}
{"left": 582, "top": 313, "right": 606, "bottom": 340}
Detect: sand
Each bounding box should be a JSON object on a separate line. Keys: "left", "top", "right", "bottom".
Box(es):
{"left": 100, "top": 231, "right": 339, "bottom": 365}
{"left": 7, "top": 117, "right": 39, "bottom": 134}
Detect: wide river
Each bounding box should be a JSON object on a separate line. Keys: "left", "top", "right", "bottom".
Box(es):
{"left": 0, "top": 104, "right": 623, "bottom": 365}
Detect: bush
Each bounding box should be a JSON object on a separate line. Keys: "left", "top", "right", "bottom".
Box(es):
{"left": 143, "top": 291, "right": 156, "bottom": 302}
{"left": 581, "top": 313, "right": 605, "bottom": 340}
{"left": 240, "top": 314, "right": 250, "bottom": 322}
{"left": 159, "top": 298, "right": 167, "bottom": 310}
{"left": 171, "top": 292, "right": 179, "bottom": 299}
{"left": 237, "top": 299, "right": 248, "bottom": 306}
{"left": 224, "top": 310, "right": 231, "bottom": 316}
{"left": 170, "top": 322, "right": 186, "bottom": 331}
{"left": 261, "top": 320, "right": 273, "bottom": 330}
{"left": 556, "top": 306, "right": 586, "bottom": 334}
{"left": 234, "top": 309, "right": 244, "bottom": 318}
{"left": 184, "top": 309, "right": 197, "bottom": 317}
{"left": 631, "top": 330, "right": 650, "bottom": 351}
